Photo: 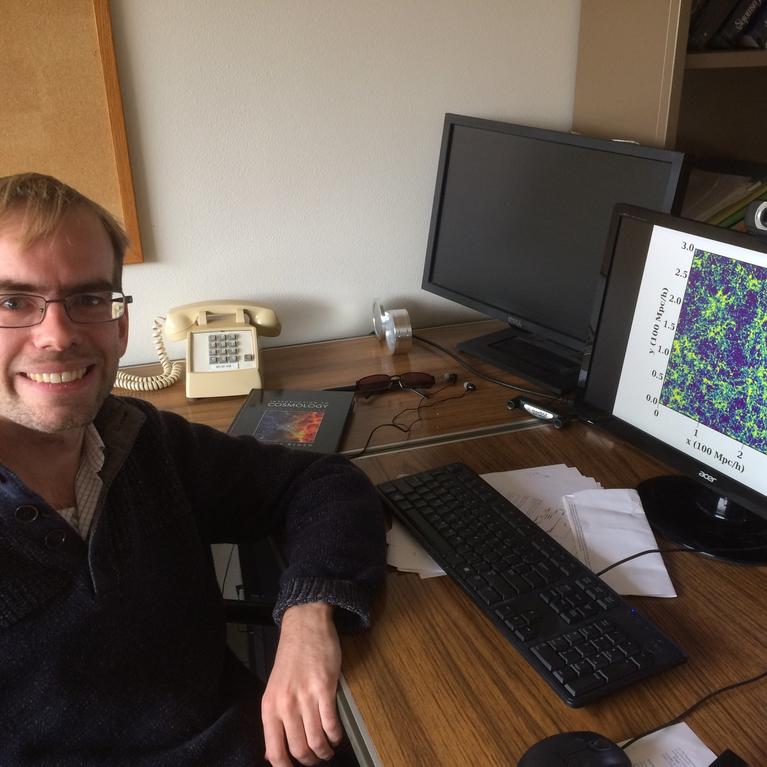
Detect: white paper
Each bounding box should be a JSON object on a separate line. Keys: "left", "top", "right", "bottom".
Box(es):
{"left": 386, "top": 520, "right": 444, "bottom": 578}
{"left": 562, "top": 489, "right": 676, "bottom": 598}
{"left": 624, "top": 722, "right": 716, "bottom": 766}
{"left": 386, "top": 466, "right": 676, "bottom": 597}
{"left": 482, "top": 465, "right": 601, "bottom": 555}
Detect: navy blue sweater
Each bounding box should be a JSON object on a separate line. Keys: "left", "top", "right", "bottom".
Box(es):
{"left": 0, "top": 396, "right": 386, "bottom": 766}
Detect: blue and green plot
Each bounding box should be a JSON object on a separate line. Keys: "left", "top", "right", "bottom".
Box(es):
{"left": 660, "top": 249, "right": 767, "bottom": 455}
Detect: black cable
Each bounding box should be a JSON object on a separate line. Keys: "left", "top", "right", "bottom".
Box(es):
{"left": 621, "top": 668, "right": 767, "bottom": 751}
{"left": 350, "top": 383, "right": 468, "bottom": 458}
{"left": 588, "top": 545, "right": 767, "bottom": 752}
{"left": 413, "top": 333, "right": 566, "bottom": 400}
{"left": 595, "top": 547, "right": 689, "bottom": 576}
{"left": 595, "top": 544, "right": 767, "bottom": 577}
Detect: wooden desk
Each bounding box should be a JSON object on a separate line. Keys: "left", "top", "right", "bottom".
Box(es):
{"left": 121, "top": 320, "right": 541, "bottom": 449}
{"left": 119, "top": 322, "right": 767, "bottom": 765}
{"left": 349, "top": 426, "right": 767, "bottom": 765}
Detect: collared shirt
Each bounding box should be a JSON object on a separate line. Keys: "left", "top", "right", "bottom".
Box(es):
{"left": 56, "top": 423, "right": 105, "bottom": 539}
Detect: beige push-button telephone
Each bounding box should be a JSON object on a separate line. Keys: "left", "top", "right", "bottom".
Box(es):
{"left": 114, "top": 301, "right": 281, "bottom": 398}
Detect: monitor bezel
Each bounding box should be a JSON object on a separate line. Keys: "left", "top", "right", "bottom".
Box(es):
{"left": 577, "top": 204, "right": 767, "bottom": 524}
{"left": 420, "top": 113, "right": 688, "bottom": 350}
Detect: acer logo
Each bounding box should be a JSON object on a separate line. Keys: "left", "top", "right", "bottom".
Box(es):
{"left": 698, "top": 470, "right": 716, "bottom": 483}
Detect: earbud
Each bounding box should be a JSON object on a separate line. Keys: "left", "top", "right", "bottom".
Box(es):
{"left": 442, "top": 373, "right": 458, "bottom": 384}
{"left": 463, "top": 381, "right": 476, "bottom": 391}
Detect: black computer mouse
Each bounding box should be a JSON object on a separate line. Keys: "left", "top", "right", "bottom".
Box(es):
{"left": 518, "top": 731, "right": 631, "bottom": 767}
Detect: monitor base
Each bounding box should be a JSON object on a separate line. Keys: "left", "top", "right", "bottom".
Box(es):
{"left": 457, "top": 327, "right": 583, "bottom": 394}
{"left": 638, "top": 475, "right": 767, "bottom": 565}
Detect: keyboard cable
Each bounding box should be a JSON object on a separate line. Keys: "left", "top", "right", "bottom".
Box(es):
{"left": 594, "top": 544, "right": 767, "bottom": 751}
{"left": 620, "top": 668, "right": 767, "bottom": 751}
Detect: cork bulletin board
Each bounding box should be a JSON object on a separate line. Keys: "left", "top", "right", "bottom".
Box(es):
{"left": 0, "top": 0, "right": 143, "bottom": 264}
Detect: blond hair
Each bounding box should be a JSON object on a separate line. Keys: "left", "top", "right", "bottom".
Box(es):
{"left": 0, "top": 173, "right": 129, "bottom": 286}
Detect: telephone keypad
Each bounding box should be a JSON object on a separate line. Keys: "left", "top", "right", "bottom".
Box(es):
{"left": 194, "top": 329, "right": 256, "bottom": 372}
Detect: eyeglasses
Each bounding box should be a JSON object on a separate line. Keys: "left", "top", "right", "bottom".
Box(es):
{"left": 354, "top": 372, "right": 436, "bottom": 395}
{"left": 0, "top": 291, "right": 132, "bottom": 328}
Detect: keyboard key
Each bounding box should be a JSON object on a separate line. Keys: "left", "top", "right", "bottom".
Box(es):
{"left": 564, "top": 673, "right": 605, "bottom": 697}
{"left": 532, "top": 644, "right": 564, "bottom": 671}
{"left": 601, "top": 659, "right": 639, "bottom": 683}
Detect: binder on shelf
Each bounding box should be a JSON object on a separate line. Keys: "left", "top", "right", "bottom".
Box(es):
{"left": 711, "top": 0, "right": 765, "bottom": 48}
{"left": 707, "top": 182, "right": 767, "bottom": 225}
{"left": 688, "top": 0, "right": 740, "bottom": 49}
{"left": 720, "top": 189, "right": 767, "bottom": 228}
{"left": 681, "top": 168, "right": 764, "bottom": 222}
{"left": 739, "top": 3, "right": 767, "bottom": 46}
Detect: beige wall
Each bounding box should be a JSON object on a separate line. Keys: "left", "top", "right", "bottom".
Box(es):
{"left": 111, "top": 0, "right": 581, "bottom": 365}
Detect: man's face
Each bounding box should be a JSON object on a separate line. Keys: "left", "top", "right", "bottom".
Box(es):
{"left": 0, "top": 206, "right": 128, "bottom": 436}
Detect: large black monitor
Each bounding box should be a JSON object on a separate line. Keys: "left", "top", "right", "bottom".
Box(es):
{"left": 421, "top": 114, "right": 686, "bottom": 392}
{"left": 579, "top": 205, "right": 767, "bottom": 564}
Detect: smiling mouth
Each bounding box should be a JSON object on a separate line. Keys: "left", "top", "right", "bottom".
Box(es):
{"left": 25, "top": 367, "right": 89, "bottom": 384}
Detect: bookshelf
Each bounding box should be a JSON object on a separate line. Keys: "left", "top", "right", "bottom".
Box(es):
{"left": 573, "top": 0, "right": 767, "bottom": 167}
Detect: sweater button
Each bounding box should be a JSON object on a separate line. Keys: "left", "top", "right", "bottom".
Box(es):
{"left": 44, "top": 529, "right": 68, "bottom": 549}
{"left": 15, "top": 505, "right": 40, "bottom": 523}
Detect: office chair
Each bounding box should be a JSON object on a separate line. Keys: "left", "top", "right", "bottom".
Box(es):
{"left": 221, "top": 544, "right": 362, "bottom": 767}
{"left": 221, "top": 540, "right": 282, "bottom": 680}
{"left": 223, "top": 597, "right": 274, "bottom": 625}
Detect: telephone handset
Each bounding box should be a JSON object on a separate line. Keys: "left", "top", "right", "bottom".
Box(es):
{"left": 114, "top": 300, "right": 280, "bottom": 398}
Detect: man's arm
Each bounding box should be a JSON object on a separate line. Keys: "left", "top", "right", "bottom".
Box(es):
{"left": 152, "top": 407, "right": 387, "bottom": 763}
{"left": 261, "top": 602, "right": 342, "bottom": 767}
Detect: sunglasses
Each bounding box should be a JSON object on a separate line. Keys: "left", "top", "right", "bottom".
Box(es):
{"left": 356, "top": 372, "right": 436, "bottom": 394}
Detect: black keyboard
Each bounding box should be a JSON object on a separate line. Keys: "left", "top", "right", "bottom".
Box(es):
{"left": 378, "top": 463, "right": 686, "bottom": 707}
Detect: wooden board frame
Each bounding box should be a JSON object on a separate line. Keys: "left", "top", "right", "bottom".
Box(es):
{"left": 0, "top": 0, "right": 143, "bottom": 264}
{"left": 93, "top": 0, "right": 143, "bottom": 264}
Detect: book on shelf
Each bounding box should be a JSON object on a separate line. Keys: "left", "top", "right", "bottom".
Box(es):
{"left": 688, "top": 0, "right": 740, "bottom": 50}
{"left": 711, "top": 0, "right": 764, "bottom": 47}
{"left": 739, "top": 3, "right": 767, "bottom": 46}
{"left": 690, "top": 0, "right": 710, "bottom": 28}
{"left": 718, "top": 188, "right": 767, "bottom": 228}
{"left": 680, "top": 168, "right": 765, "bottom": 221}
{"left": 228, "top": 388, "right": 354, "bottom": 453}
{"left": 707, "top": 182, "right": 767, "bottom": 225}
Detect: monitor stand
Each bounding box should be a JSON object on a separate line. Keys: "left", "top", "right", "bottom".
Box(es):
{"left": 457, "top": 327, "right": 584, "bottom": 394}
{"left": 638, "top": 475, "right": 767, "bottom": 565}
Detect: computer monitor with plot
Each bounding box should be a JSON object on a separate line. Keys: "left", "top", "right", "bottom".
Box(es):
{"left": 579, "top": 205, "right": 767, "bottom": 563}
{"left": 421, "top": 114, "right": 686, "bottom": 393}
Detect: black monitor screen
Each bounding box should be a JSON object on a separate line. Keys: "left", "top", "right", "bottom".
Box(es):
{"left": 580, "top": 205, "right": 767, "bottom": 563}
{"left": 421, "top": 114, "right": 686, "bottom": 392}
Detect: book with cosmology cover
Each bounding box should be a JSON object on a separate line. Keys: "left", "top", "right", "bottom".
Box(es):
{"left": 228, "top": 389, "right": 354, "bottom": 453}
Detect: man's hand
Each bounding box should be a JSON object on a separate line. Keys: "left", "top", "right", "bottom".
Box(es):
{"left": 261, "top": 602, "right": 343, "bottom": 766}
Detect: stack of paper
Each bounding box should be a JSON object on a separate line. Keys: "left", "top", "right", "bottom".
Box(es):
{"left": 682, "top": 168, "right": 767, "bottom": 226}
{"left": 561, "top": 489, "right": 676, "bottom": 597}
{"left": 484, "top": 465, "right": 675, "bottom": 597}
{"left": 623, "top": 722, "right": 716, "bottom": 766}
{"left": 387, "top": 464, "right": 676, "bottom": 597}
{"left": 482, "top": 464, "right": 600, "bottom": 556}
{"left": 386, "top": 521, "right": 445, "bottom": 578}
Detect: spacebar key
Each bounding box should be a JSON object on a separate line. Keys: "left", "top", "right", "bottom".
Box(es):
{"left": 564, "top": 673, "right": 604, "bottom": 698}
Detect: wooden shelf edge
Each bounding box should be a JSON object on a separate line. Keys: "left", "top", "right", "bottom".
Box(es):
{"left": 686, "top": 49, "right": 767, "bottom": 70}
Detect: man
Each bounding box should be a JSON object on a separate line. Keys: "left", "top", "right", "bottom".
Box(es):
{"left": 0, "top": 173, "right": 386, "bottom": 766}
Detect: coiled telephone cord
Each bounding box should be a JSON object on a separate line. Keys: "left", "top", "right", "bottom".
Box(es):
{"left": 113, "top": 316, "right": 184, "bottom": 392}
